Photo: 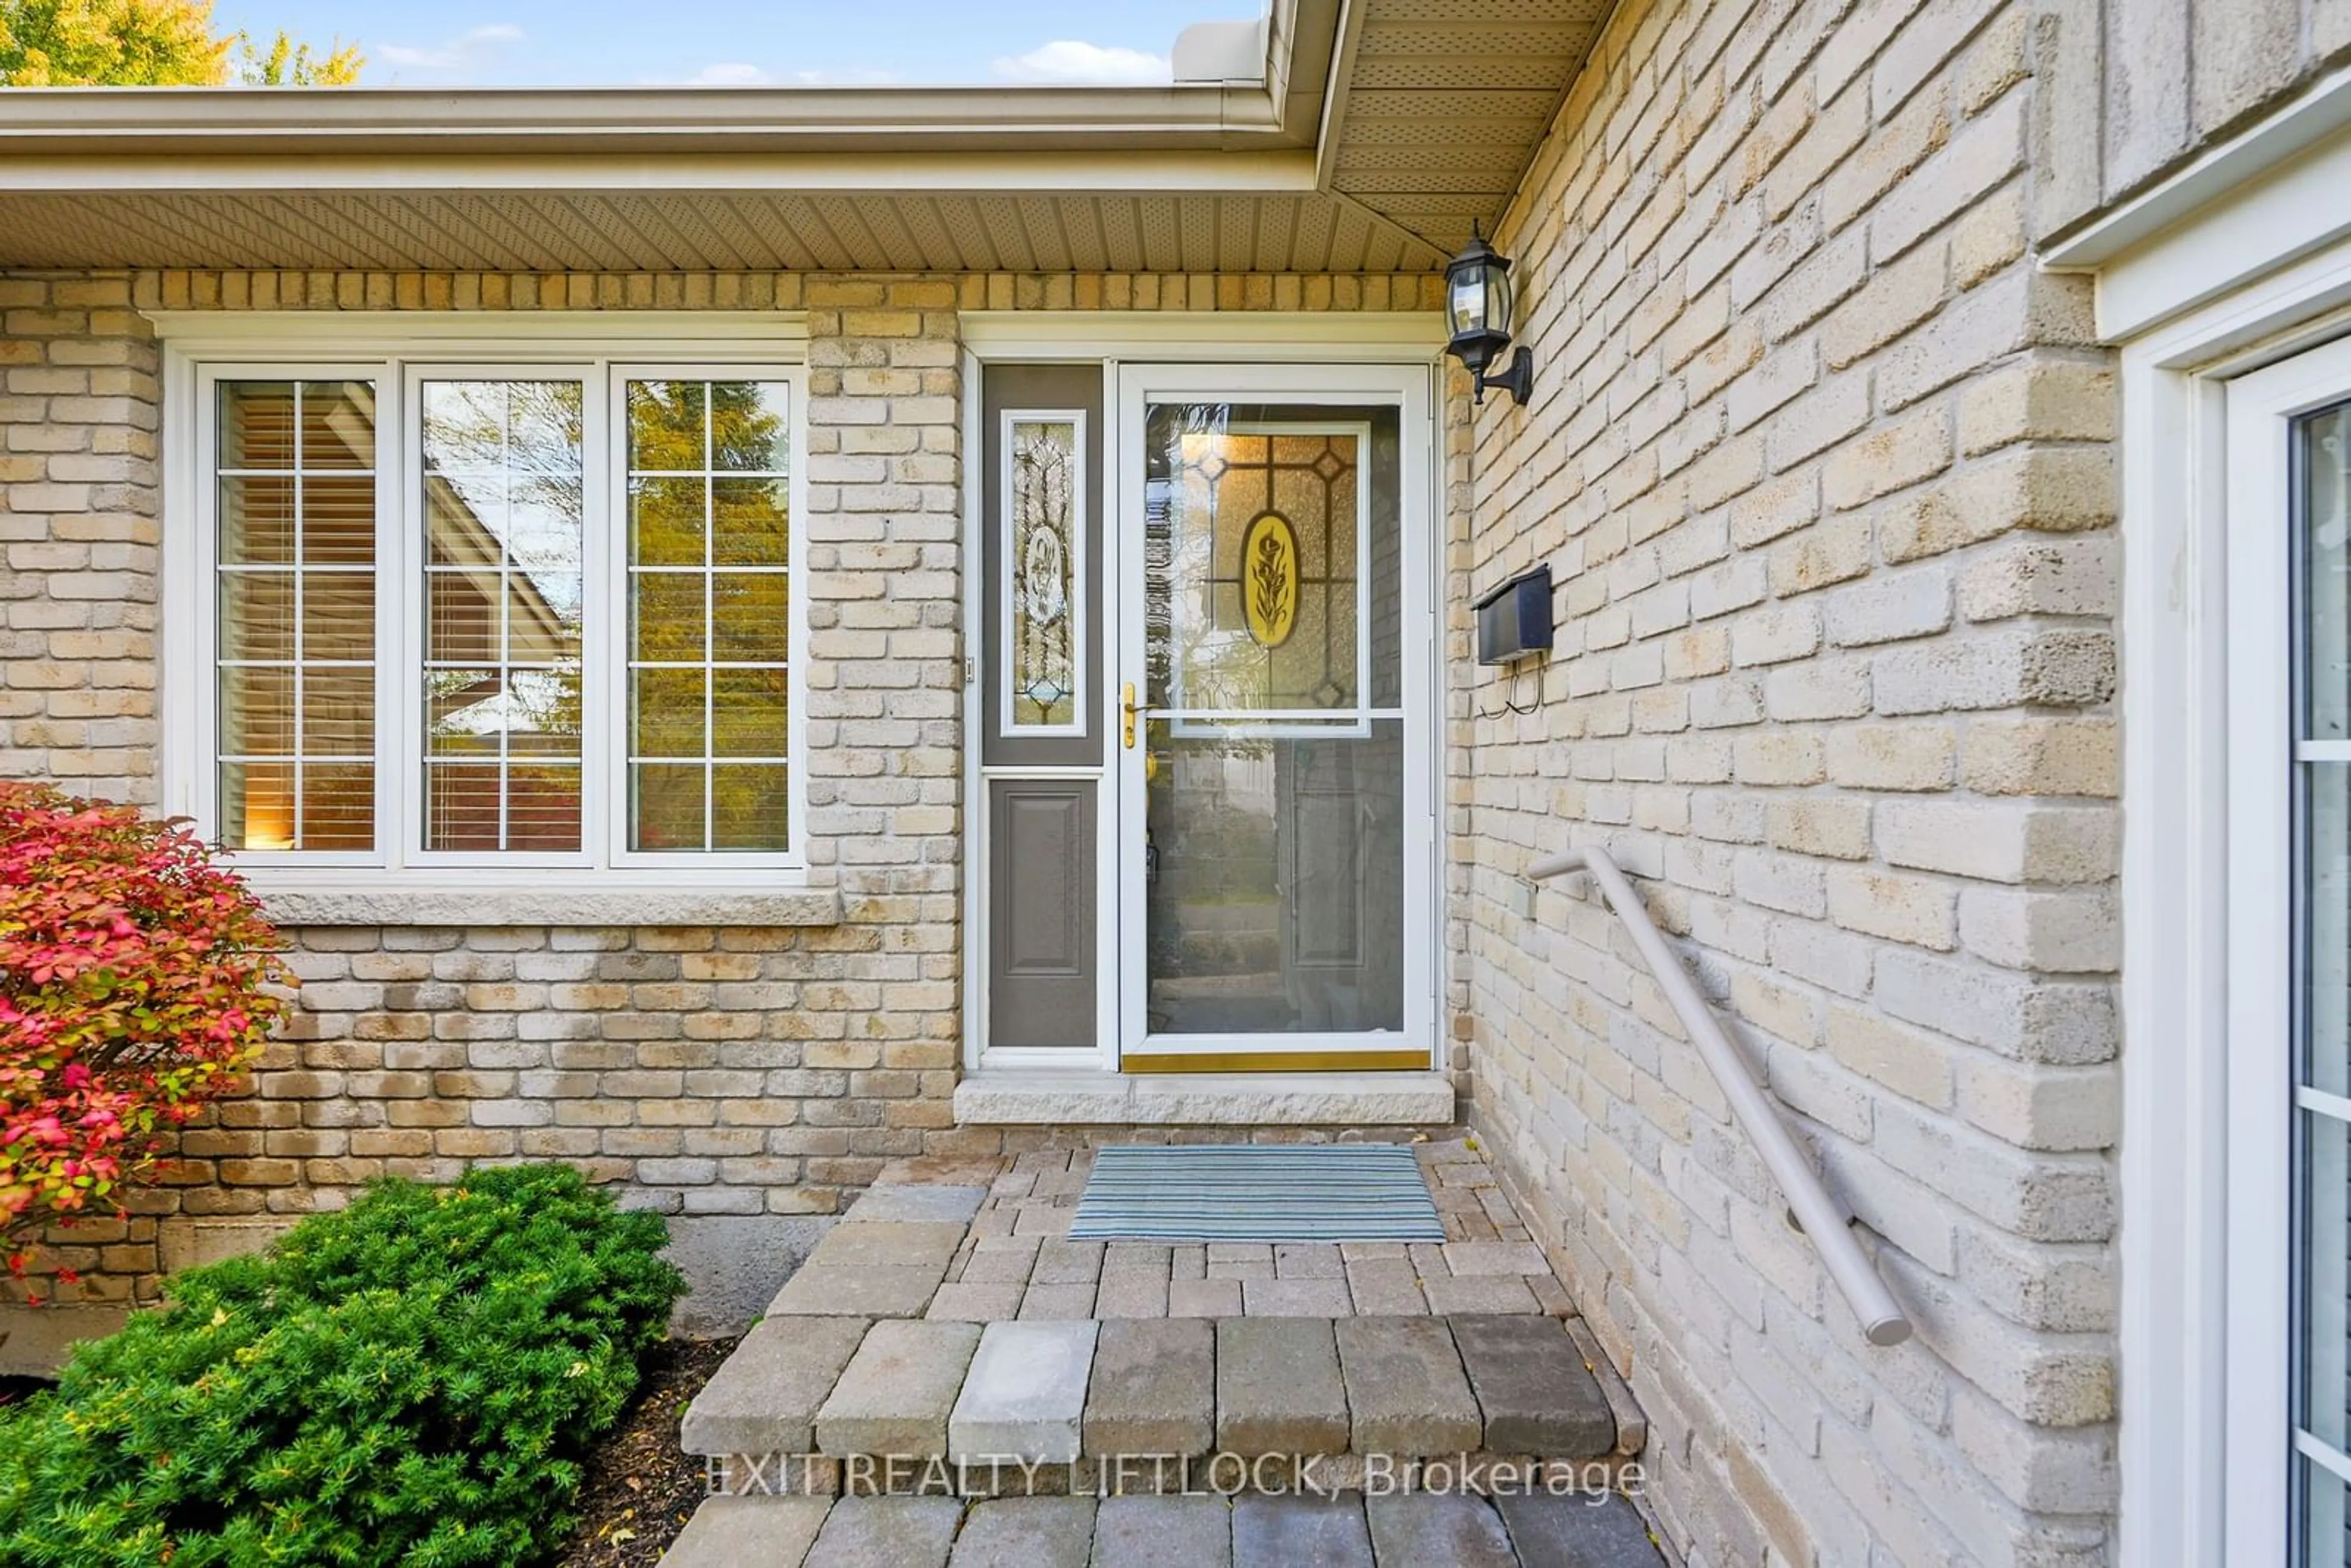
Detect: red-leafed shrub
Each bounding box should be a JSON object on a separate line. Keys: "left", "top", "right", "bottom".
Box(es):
{"left": 0, "top": 784, "right": 289, "bottom": 1280}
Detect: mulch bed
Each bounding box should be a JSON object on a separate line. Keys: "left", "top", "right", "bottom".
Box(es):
{"left": 559, "top": 1335, "right": 736, "bottom": 1568}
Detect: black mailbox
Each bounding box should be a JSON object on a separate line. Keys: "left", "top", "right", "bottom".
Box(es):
{"left": 1475, "top": 566, "right": 1554, "bottom": 666}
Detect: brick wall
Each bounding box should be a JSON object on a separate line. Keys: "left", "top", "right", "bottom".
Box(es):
{"left": 1455, "top": 0, "right": 2120, "bottom": 1561}
{"left": 0, "top": 275, "right": 159, "bottom": 805}
{"left": 2034, "top": 0, "right": 2351, "bottom": 235}
{"left": 120, "top": 269, "right": 1443, "bottom": 317}
{"left": 209, "top": 924, "right": 901, "bottom": 1212}
{"left": 0, "top": 268, "right": 1443, "bottom": 1307}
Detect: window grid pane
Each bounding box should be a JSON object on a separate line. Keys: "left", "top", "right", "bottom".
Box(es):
{"left": 626, "top": 380, "right": 789, "bottom": 853}
{"left": 2302, "top": 1449, "right": 2351, "bottom": 1568}
{"left": 215, "top": 380, "right": 377, "bottom": 851}
{"left": 420, "top": 379, "right": 585, "bottom": 852}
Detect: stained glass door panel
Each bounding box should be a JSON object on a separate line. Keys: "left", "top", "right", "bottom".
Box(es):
{"left": 1007, "top": 416, "right": 1082, "bottom": 731}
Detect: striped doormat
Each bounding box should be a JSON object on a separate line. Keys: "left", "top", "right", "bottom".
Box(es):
{"left": 1067, "top": 1144, "right": 1445, "bottom": 1242}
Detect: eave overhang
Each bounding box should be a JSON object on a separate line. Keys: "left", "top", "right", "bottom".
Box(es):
{"left": 0, "top": 0, "right": 1608, "bottom": 275}
{"left": 0, "top": 0, "right": 1331, "bottom": 174}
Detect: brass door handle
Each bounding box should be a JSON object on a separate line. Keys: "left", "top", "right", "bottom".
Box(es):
{"left": 1122, "top": 682, "right": 1139, "bottom": 749}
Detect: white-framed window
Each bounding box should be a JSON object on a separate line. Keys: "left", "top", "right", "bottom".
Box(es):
{"left": 176, "top": 347, "right": 806, "bottom": 884}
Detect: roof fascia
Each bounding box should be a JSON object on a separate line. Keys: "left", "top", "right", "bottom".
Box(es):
{"left": 0, "top": 81, "right": 1282, "bottom": 150}
{"left": 0, "top": 148, "right": 1321, "bottom": 195}
{"left": 1311, "top": 0, "right": 1364, "bottom": 190}
{"left": 0, "top": 4, "right": 1346, "bottom": 181}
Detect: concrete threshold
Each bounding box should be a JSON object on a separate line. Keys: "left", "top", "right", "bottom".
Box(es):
{"left": 952, "top": 1071, "right": 1457, "bottom": 1127}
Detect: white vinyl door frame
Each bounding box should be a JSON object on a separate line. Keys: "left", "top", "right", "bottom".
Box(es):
{"left": 1109, "top": 361, "right": 1438, "bottom": 1068}
{"left": 955, "top": 317, "right": 1448, "bottom": 1079}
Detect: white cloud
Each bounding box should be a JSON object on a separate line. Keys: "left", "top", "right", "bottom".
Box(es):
{"left": 789, "top": 67, "right": 902, "bottom": 86}
{"left": 679, "top": 62, "right": 774, "bottom": 86}
{"left": 375, "top": 23, "right": 524, "bottom": 73}
{"left": 650, "top": 62, "right": 904, "bottom": 87}
{"left": 990, "top": 40, "right": 1171, "bottom": 86}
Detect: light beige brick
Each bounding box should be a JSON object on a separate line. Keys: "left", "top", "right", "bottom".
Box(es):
{"left": 1768, "top": 515, "right": 1875, "bottom": 598}
{"left": 1823, "top": 566, "right": 1952, "bottom": 647}
{"left": 1766, "top": 797, "right": 1873, "bottom": 860}
{"left": 1826, "top": 723, "right": 1958, "bottom": 791}
{"left": 1958, "top": 358, "right": 2117, "bottom": 456}
{"left": 1876, "top": 800, "right": 2118, "bottom": 884}
{"left": 1879, "top": 446, "right": 2114, "bottom": 563}
{"left": 1731, "top": 968, "right": 1822, "bottom": 1046}
{"left": 1958, "top": 887, "right": 2121, "bottom": 973}
{"left": 1731, "top": 603, "right": 1824, "bottom": 666}
{"left": 1962, "top": 718, "right": 2119, "bottom": 797}
{"left": 1823, "top": 406, "right": 1952, "bottom": 511}
{"left": 1826, "top": 866, "right": 1957, "bottom": 950}
{"left": 1765, "top": 657, "right": 1872, "bottom": 721}
{"left": 1825, "top": 1005, "right": 1955, "bottom": 1109}
{"left": 1873, "top": 628, "right": 2113, "bottom": 715}
{"left": 1817, "top": 228, "right": 1948, "bottom": 372}
{"left": 1870, "top": 92, "right": 2026, "bottom": 264}
{"left": 1824, "top": 79, "right": 1954, "bottom": 231}
{"left": 1954, "top": 1058, "right": 2118, "bottom": 1152}
{"left": 1950, "top": 184, "right": 2028, "bottom": 291}
{"left": 1734, "top": 730, "right": 1827, "bottom": 785}
{"left": 1957, "top": 538, "right": 2119, "bottom": 621}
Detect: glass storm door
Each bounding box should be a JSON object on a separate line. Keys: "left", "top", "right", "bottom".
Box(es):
{"left": 1113, "top": 366, "right": 1434, "bottom": 1071}
{"left": 2294, "top": 392, "right": 2351, "bottom": 1564}
{"left": 2226, "top": 339, "right": 2351, "bottom": 1564}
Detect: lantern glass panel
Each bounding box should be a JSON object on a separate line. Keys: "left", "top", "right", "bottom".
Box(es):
{"left": 1447, "top": 269, "right": 1485, "bottom": 337}
{"left": 1483, "top": 264, "right": 1514, "bottom": 339}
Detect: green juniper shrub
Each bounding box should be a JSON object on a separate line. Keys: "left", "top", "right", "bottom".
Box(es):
{"left": 0, "top": 1162, "right": 686, "bottom": 1567}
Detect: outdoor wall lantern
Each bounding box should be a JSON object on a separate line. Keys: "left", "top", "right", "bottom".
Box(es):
{"left": 1444, "top": 227, "right": 1534, "bottom": 407}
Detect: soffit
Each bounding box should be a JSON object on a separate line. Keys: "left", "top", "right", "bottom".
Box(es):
{"left": 0, "top": 188, "right": 1439, "bottom": 273}
{"left": 1323, "top": 0, "right": 1609, "bottom": 254}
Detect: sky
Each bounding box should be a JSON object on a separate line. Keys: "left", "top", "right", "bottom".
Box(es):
{"left": 212, "top": 2, "right": 1254, "bottom": 88}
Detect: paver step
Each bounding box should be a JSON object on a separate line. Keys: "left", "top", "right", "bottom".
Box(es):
{"left": 684, "top": 1310, "right": 1631, "bottom": 1493}
{"left": 683, "top": 1168, "right": 1647, "bottom": 1506}
{"left": 672, "top": 1153, "right": 1651, "bottom": 1561}
{"left": 657, "top": 1489, "right": 1668, "bottom": 1567}
{"left": 814, "top": 1319, "right": 981, "bottom": 1457}
{"left": 950, "top": 1320, "right": 1097, "bottom": 1463}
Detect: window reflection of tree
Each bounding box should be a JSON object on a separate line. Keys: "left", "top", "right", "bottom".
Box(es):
{"left": 625, "top": 381, "right": 791, "bottom": 853}
{"left": 421, "top": 381, "right": 585, "bottom": 850}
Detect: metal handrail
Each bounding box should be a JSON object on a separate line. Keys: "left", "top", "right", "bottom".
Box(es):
{"left": 1526, "top": 846, "right": 1914, "bottom": 1347}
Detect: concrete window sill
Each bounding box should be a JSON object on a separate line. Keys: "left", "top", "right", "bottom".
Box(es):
{"left": 256, "top": 886, "right": 845, "bottom": 928}
{"left": 953, "top": 1071, "right": 1457, "bottom": 1127}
